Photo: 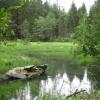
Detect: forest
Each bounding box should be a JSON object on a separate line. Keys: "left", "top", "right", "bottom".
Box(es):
{"left": 0, "top": 0, "right": 100, "bottom": 57}
{"left": 0, "top": 0, "right": 100, "bottom": 100}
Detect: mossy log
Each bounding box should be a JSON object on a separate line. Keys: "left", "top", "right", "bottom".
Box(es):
{"left": 2, "top": 64, "right": 48, "bottom": 80}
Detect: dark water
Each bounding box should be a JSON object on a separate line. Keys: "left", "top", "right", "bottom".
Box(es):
{"left": 0, "top": 56, "right": 97, "bottom": 100}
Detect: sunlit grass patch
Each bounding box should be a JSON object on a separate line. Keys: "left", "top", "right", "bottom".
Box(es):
{"left": 0, "top": 41, "right": 94, "bottom": 74}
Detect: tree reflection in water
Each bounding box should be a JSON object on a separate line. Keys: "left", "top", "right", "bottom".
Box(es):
{"left": 11, "top": 69, "right": 92, "bottom": 100}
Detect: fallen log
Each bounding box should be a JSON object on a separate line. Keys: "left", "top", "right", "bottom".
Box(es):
{"left": 2, "top": 64, "right": 48, "bottom": 80}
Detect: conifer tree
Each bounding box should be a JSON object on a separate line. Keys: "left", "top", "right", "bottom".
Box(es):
{"left": 66, "top": 2, "right": 79, "bottom": 36}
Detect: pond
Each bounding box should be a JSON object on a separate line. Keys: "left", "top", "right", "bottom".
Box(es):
{"left": 0, "top": 56, "right": 97, "bottom": 100}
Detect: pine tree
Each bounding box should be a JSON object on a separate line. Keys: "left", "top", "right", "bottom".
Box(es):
{"left": 78, "top": 3, "right": 87, "bottom": 20}
{"left": 76, "top": 0, "right": 100, "bottom": 56}
{"left": 66, "top": 2, "right": 79, "bottom": 36}
{"left": 88, "top": 0, "right": 100, "bottom": 56}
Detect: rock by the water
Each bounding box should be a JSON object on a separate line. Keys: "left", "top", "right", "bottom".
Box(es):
{"left": 4, "top": 64, "right": 48, "bottom": 79}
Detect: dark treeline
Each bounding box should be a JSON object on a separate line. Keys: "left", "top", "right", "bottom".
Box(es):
{"left": 0, "top": 0, "right": 100, "bottom": 56}
{"left": 0, "top": 0, "right": 86, "bottom": 40}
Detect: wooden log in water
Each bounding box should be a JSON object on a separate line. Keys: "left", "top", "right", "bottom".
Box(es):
{"left": 1, "top": 64, "right": 48, "bottom": 80}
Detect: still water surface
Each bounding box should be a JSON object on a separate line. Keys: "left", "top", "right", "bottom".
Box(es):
{"left": 0, "top": 57, "right": 96, "bottom": 100}
{"left": 11, "top": 69, "right": 92, "bottom": 100}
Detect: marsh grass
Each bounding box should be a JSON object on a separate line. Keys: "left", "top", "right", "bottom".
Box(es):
{"left": 0, "top": 41, "right": 95, "bottom": 74}
{"left": 0, "top": 41, "right": 98, "bottom": 100}
{"left": 0, "top": 80, "right": 25, "bottom": 100}
{"left": 0, "top": 42, "right": 74, "bottom": 74}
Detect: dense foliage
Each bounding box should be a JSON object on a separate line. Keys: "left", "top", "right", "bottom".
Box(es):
{"left": 0, "top": 0, "right": 100, "bottom": 56}
{"left": 0, "top": 0, "right": 79, "bottom": 40}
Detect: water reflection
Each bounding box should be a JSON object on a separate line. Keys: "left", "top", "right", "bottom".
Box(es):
{"left": 11, "top": 69, "right": 92, "bottom": 100}
{"left": 11, "top": 82, "right": 31, "bottom": 100}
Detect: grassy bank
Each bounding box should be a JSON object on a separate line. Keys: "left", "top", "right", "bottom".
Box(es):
{"left": 0, "top": 41, "right": 99, "bottom": 100}
{"left": 0, "top": 41, "right": 95, "bottom": 74}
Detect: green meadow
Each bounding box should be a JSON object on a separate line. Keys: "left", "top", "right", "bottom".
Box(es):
{"left": 0, "top": 41, "right": 95, "bottom": 74}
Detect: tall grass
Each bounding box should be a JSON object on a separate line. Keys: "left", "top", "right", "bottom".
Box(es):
{"left": 0, "top": 41, "right": 95, "bottom": 74}
{"left": 0, "top": 41, "right": 76, "bottom": 74}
